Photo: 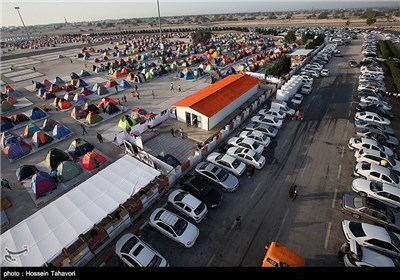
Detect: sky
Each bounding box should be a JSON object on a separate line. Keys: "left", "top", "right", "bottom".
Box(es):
{"left": 1, "top": 0, "right": 399, "bottom": 27}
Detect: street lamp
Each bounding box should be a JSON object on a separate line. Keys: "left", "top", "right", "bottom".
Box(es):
{"left": 14, "top": 7, "right": 30, "bottom": 40}
{"left": 157, "top": 0, "right": 163, "bottom": 49}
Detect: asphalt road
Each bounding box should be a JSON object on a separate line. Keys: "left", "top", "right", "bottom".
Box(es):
{"left": 102, "top": 40, "right": 364, "bottom": 267}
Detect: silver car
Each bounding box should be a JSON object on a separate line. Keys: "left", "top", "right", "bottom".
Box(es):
{"left": 244, "top": 122, "right": 278, "bottom": 138}
{"left": 195, "top": 162, "right": 239, "bottom": 192}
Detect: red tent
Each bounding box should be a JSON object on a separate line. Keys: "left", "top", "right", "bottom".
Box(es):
{"left": 80, "top": 151, "right": 107, "bottom": 170}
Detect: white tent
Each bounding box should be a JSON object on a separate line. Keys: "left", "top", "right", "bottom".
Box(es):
{"left": 1, "top": 155, "right": 160, "bottom": 267}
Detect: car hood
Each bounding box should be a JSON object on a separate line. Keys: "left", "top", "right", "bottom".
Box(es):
{"left": 362, "top": 246, "right": 397, "bottom": 267}
{"left": 387, "top": 135, "right": 399, "bottom": 146}
{"left": 222, "top": 174, "right": 239, "bottom": 190}
{"left": 352, "top": 178, "right": 371, "bottom": 192}
{"left": 180, "top": 222, "right": 200, "bottom": 247}
{"left": 202, "top": 189, "right": 222, "bottom": 208}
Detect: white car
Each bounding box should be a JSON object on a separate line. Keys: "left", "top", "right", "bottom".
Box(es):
{"left": 348, "top": 137, "right": 394, "bottom": 157}
{"left": 342, "top": 220, "right": 400, "bottom": 259}
{"left": 115, "top": 233, "right": 168, "bottom": 267}
{"left": 355, "top": 111, "right": 391, "bottom": 126}
{"left": 353, "top": 162, "right": 400, "bottom": 187}
{"left": 239, "top": 130, "right": 271, "bottom": 147}
{"left": 195, "top": 162, "right": 239, "bottom": 192}
{"left": 258, "top": 109, "right": 286, "bottom": 120}
{"left": 320, "top": 69, "right": 329, "bottom": 77}
{"left": 244, "top": 122, "right": 278, "bottom": 138}
{"left": 359, "top": 96, "right": 391, "bottom": 111}
{"left": 354, "top": 148, "right": 400, "bottom": 173}
{"left": 206, "top": 152, "right": 247, "bottom": 176}
{"left": 250, "top": 115, "right": 283, "bottom": 129}
{"left": 149, "top": 208, "right": 199, "bottom": 248}
{"left": 343, "top": 239, "right": 399, "bottom": 267}
{"left": 301, "top": 84, "right": 313, "bottom": 95}
{"left": 227, "top": 137, "right": 264, "bottom": 154}
{"left": 167, "top": 190, "right": 208, "bottom": 223}
{"left": 290, "top": 94, "right": 303, "bottom": 105}
{"left": 226, "top": 147, "right": 266, "bottom": 169}
{"left": 351, "top": 178, "right": 400, "bottom": 209}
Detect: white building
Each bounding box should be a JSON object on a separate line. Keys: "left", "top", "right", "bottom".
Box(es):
{"left": 172, "top": 73, "right": 261, "bottom": 131}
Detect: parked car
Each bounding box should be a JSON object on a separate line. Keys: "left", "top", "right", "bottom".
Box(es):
{"left": 207, "top": 152, "right": 247, "bottom": 176}
{"left": 195, "top": 162, "right": 239, "bottom": 192}
{"left": 261, "top": 242, "right": 306, "bottom": 267}
{"left": 258, "top": 109, "right": 286, "bottom": 120}
{"left": 250, "top": 115, "right": 283, "bottom": 129}
{"left": 341, "top": 220, "right": 400, "bottom": 259}
{"left": 354, "top": 148, "right": 400, "bottom": 173}
{"left": 354, "top": 120, "right": 395, "bottom": 135}
{"left": 320, "top": 69, "right": 329, "bottom": 77}
{"left": 115, "top": 233, "right": 168, "bottom": 267}
{"left": 351, "top": 178, "right": 400, "bottom": 209}
{"left": 341, "top": 194, "right": 400, "bottom": 232}
{"left": 226, "top": 147, "right": 266, "bottom": 169}
{"left": 355, "top": 128, "right": 399, "bottom": 147}
{"left": 239, "top": 130, "right": 271, "bottom": 147}
{"left": 356, "top": 105, "right": 394, "bottom": 120}
{"left": 355, "top": 111, "right": 391, "bottom": 126}
{"left": 168, "top": 190, "right": 208, "bottom": 223}
{"left": 227, "top": 137, "right": 265, "bottom": 154}
{"left": 348, "top": 137, "right": 394, "bottom": 157}
{"left": 343, "top": 239, "right": 399, "bottom": 267}
{"left": 149, "top": 208, "right": 199, "bottom": 248}
{"left": 354, "top": 162, "right": 400, "bottom": 187}
{"left": 290, "top": 94, "right": 303, "bottom": 105}
{"left": 244, "top": 122, "right": 278, "bottom": 138}
{"left": 179, "top": 176, "right": 222, "bottom": 209}
{"left": 349, "top": 60, "right": 359, "bottom": 67}
{"left": 301, "top": 84, "right": 313, "bottom": 95}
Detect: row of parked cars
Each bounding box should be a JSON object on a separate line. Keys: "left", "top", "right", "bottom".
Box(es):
{"left": 340, "top": 34, "right": 400, "bottom": 267}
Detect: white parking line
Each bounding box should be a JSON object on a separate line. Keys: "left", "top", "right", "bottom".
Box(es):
{"left": 324, "top": 222, "right": 332, "bottom": 249}
{"left": 250, "top": 182, "right": 262, "bottom": 199}
{"left": 337, "top": 165, "right": 342, "bottom": 180}
{"left": 332, "top": 188, "right": 337, "bottom": 209}
{"left": 275, "top": 208, "right": 290, "bottom": 241}
{"left": 348, "top": 109, "right": 351, "bottom": 118}
{"left": 271, "top": 158, "right": 276, "bottom": 165}
{"left": 300, "top": 158, "right": 308, "bottom": 177}
{"left": 341, "top": 147, "right": 345, "bottom": 158}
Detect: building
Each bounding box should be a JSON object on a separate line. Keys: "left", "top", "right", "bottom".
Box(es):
{"left": 172, "top": 73, "right": 261, "bottom": 131}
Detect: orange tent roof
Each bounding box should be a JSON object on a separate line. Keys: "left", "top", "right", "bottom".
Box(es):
{"left": 172, "top": 73, "right": 260, "bottom": 118}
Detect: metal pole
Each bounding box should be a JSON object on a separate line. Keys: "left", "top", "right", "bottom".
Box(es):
{"left": 15, "top": 7, "right": 30, "bottom": 40}
{"left": 157, "top": 0, "right": 162, "bottom": 49}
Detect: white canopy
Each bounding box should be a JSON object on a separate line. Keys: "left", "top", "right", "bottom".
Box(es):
{"left": 288, "top": 49, "right": 313, "bottom": 56}
{"left": 1, "top": 155, "right": 160, "bottom": 267}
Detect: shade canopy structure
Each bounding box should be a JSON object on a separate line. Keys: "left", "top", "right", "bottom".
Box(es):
{"left": 0, "top": 155, "right": 161, "bottom": 267}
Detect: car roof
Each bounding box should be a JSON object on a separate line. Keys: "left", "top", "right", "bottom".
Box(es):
{"left": 158, "top": 209, "right": 179, "bottom": 226}
{"left": 227, "top": 146, "right": 255, "bottom": 157}
{"left": 357, "top": 161, "right": 391, "bottom": 174}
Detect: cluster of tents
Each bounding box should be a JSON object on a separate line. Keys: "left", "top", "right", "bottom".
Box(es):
{"left": 1, "top": 86, "right": 21, "bottom": 112}
{"left": 117, "top": 108, "right": 157, "bottom": 130}
{"left": 15, "top": 139, "right": 107, "bottom": 198}
{"left": 1, "top": 107, "right": 47, "bottom": 132}
{"left": 71, "top": 97, "right": 120, "bottom": 125}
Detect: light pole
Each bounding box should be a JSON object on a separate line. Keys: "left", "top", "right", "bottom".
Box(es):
{"left": 14, "top": 7, "right": 30, "bottom": 40}
{"left": 156, "top": 0, "right": 163, "bottom": 49}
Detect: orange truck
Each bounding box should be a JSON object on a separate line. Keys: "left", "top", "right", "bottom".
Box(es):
{"left": 261, "top": 242, "right": 306, "bottom": 267}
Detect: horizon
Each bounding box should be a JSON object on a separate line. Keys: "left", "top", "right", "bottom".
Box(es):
{"left": 1, "top": 0, "right": 399, "bottom": 28}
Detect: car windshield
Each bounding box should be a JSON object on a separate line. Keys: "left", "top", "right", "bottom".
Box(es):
{"left": 252, "top": 141, "right": 259, "bottom": 149}
{"left": 354, "top": 138, "right": 361, "bottom": 144}
{"left": 354, "top": 197, "right": 364, "bottom": 208}
{"left": 389, "top": 170, "right": 399, "bottom": 184}
{"left": 147, "top": 255, "right": 162, "bottom": 267}
{"left": 215, "top": 154, "right": 224, "bottom": 161}
{"left": 387, "top": 157, "right": 396, "bottom": 166}
{"left": 194, "top": 203, "right": 206, "bottom": 215}
{"left": 375, "top": 142, "right": 384, "bottom": 151}
{"left": 254, "top": 152, "right": 261, "bottom": 161}
{"left": 232, "top": 159, "right": 241, "bottom": 168}
{"left": 175, "top": 191, "right": 187, "bottom": 202}
{"left": 216, "top": 168, "right": 229, "bottom": 182}
{"left": 173, "top": 218, "right": 188, "bottom": 236}
{"left": 348, "top": 222, "right": 366, "bottom": 237}
{"left": 370, "top": 181, "right": 383, "bottom": 192}
{"left": 388, "top": 230, "right": 400, "bottom": 250}
{"left": 121, "top": 236, "right": 140, "bottom": 254}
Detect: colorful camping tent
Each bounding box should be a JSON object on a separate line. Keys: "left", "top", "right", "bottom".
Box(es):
{"left": 1, "top": 116, "right": 14, "bottom": 131}
{"left": 53, "top": 77, "right": 65, "bottom": 85}
{"left": 31, "top": 172, "right": 56, "bottom": 198}
{"left": 64, "top": 92, "right": 74, "bottom": 101}
{"left": 62, "top": 84, "right": 76, "bottom": 91}
{"left": 75, "top": 79, "right": 88, "bottom": 88}
{"left": 80, "top": 151, "right": 107, "bottom": 171}
{"left": 73, "top": 93, "right": 86, "bottom": 103}
{"left": 79, "top": 70, "right": 91, "bottom": 77}
{"left": 11, "top": 113, "right": 30, "bottom": 125}
{"left": 70, "top": 72, "right": 80, "bottom": 80}
{"left": 70, "top": 106, "right": 87, "bottom": 120}
{"left": 118, "top": 80, "right": 131, "bottom": 89}
{"left": 1, "top": 101, "right": 14, "bottom": 112}
{"left": 52, "top": 123, "right": 71, "bottom": 139}
{"left": 86, "top": 112, "right": 102, "bottom": 124}
{"left": 49, "top": 84, "right": 61, "bottom": 93}
{"left": 41, "top": 118, "right": 57, "bottom": 131}
{"left": 96, "top": 85, "right": 109, "bottom": 95}
{"left": 97, "top": 97, "right": 117, "bottom": 108}
{"left": 118, "top": 115, "right": 136, "bottom": 129}
{"left": 80, "top": 87, "right": 93, "bottom": 96}
{"left": 91, "top": 83, "right": 102, "bottom": 92}
{"left": 22, "top": 123, "right": 41, "bottom": 138}
{"left": 29, "top": 107, "right": 47, "bottom": 120}
{"left": 45, "top": 148, "right": 70, "bottom": 169}
{"left": 42, "top": 79, "right": 52, "bottom": 87}
{"left": 67, "top": 138, "right": 94, "bottom": 157}
{"left": 3, "top": 139, "right": 32, "bottom": 160}
{"left": 105, "top": 103, "right": 120, "bottom": 114}
{"left": 32, "top": 131, "right": 54, "bottom": 147}
{"left": 57, "top": 161, "right": 82, "bottom": 182}
{"left": 105, "top": 80, "right": 118, "bottom": 88}
{"left": 58, "top": 99, "right": 72, "bottom": 110}
{"left": 16, "top": 165, "right": 39, "bottom": 181}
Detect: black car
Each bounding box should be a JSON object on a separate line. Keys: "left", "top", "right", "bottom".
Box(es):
{"left": 179, "top": 175, "right": 222, "bottom": 209}
{"left": 355, "top": 104, "right": 394, "bottom": 120}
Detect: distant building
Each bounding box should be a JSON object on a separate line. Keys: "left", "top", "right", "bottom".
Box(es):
{"left": 172, "top": 73, "right": 260, "bottom": 131}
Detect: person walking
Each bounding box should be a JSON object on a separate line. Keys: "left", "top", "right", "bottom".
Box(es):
{"left": 97, "top": 132, "right": 104, "bottom": 143}
{"left": 1, "top": 178, "right": 11, "bottom": 190}
{"left": 117, "top": 98, "right": 122, "bottom": 106}
{"left": 235, "top": 216, "right": 241, "bottom": 229}
{"left": 288, "top": 185, "right": 299, "bottom": 201}
{"left": 179, "top": 127, "right": 184, "bottom": 139}
{"left": 115, "top": 85, "right": 118, "bottom": 92}
{"left": 337, "top": 242, "right": 350, "bottom": 263}
{"left": 295, "top": 110, "right": 300, "bottom": 121}
{"left": 170, "top": 82, "right": 174, "bottom": 91}
{"left": 123, "top": 95, "right": 127, "bottom": 102}
{"left": 81, "top": 124, "right": 87, "bottom": 135}
{"left": 151, "top": 90, "right": 155, "bottom": 99}
{"left": 178, "top": 84, "right": 182, "bottom": 92}
{"left": 170, "top": 127, "right": 175, "bottom": 137}
{"left": 33, "top": 66, "right": 36, "bottom": 71}
{"left": 136, "top": 92, "right": 140, "bottom": 100}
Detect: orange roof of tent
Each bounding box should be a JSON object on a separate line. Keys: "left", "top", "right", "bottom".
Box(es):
{"left": 172, "top": 73, "right": 260, "bottom": 118}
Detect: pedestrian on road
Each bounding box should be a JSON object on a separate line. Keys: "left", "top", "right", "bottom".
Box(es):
{"left": 235, "top": 216, "right": 241, "bottom": 229}
{"left": 151, "top": 90, "right": 155, "bottom": 99}
{"left": 70, "top": 59, "right": 73, "bottom": 64}
{"left": 123, "top": 95, "right": 127, "bottom": 102}
{"left": 170, "top": 82, "right": 174, "bottom": 91}
{"left": 97, "top": 132, "right": 104, "bottom": 143}
{"left": 178, "top": 85, "right": 182, "bottom": 92}
{"left": 136, "top": 92, "right": 140, "bottom": 100}
{"left": 179, "top": 127, "right": 184, "bottom": 139}
{"left": 288, "top": 185, "right": 299, "bottom": 201}
{"left": 115, "top": 85, "right": 118, "bottom": 92}
{"left": 33, "top": 66, "right": 36, "bottom": 71}
{"left": 170, "top": 127, "right": 175, "bottom": 137}
{"left": 337, "top": 242, "right": 350, "bottom": 263}
{"left": 1, "top": 178, "right": 11, "bottom": 190}
{"left": 81, "top": 124, "right": 87, "bottom": 135}
{"left": 117, "top": 98, "right": 122, "bottom": 106}
{"left": 295, "top": 110, "right": 300, "bottom": 121}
